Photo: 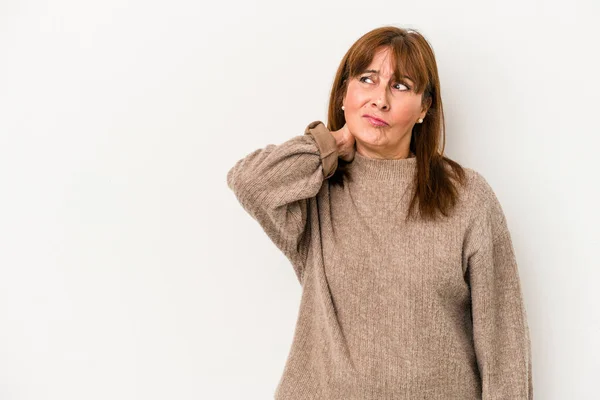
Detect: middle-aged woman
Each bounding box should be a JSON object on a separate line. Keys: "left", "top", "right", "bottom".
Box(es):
{"left": 227, "top": 25, "right": 533, "bottom": 399}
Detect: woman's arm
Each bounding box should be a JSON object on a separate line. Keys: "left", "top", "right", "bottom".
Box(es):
{"left": 465, "top": 172, "right": 534, "bottom": 399}
{"left": 226, "top": 121, "right": 338, "bottom": 284}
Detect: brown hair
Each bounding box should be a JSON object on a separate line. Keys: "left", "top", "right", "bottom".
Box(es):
{"left": 326, "top": 26, "right": 468, "bottom": 222}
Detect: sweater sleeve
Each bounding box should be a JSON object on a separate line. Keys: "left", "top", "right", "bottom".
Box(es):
{"left": 464, "top": 172, "right": 534, "bottom": 399}
{"left": 226, "top": 121, "right": 338, "bottom": 283}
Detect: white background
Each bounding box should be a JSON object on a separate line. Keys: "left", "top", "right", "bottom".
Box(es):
{"left": 1, "top": 1, "right": 599, "bottom": 399}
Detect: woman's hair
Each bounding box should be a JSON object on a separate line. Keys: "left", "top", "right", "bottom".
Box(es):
{"left": 326, "top": 26, "right": 468, "bottom": 222}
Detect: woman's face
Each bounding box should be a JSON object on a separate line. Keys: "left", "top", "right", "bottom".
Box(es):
{"left": 342, "top": 47, "right": 429, "bottom": 159}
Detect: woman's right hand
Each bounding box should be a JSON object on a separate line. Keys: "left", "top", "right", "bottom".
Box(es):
{"left": 331, "top": 123, "right": 356, "bottom": 162}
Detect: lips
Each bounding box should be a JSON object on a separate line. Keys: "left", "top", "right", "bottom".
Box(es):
{"left": 363, "top": 115, "right": 389, "bottom": 126}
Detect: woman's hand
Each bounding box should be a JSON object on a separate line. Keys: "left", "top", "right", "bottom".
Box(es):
{"left": 331, "top": 123, "right": 356, "bottom": 162}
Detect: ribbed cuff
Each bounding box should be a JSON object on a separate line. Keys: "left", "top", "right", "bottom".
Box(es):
{"left": 304, "top": 120, "right": 338, "bottom": 179}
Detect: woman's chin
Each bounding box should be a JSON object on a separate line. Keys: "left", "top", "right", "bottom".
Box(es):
{"left": 355, "top": 136, "right": 387, "bottom": 149}
{"left": 357, "top": 130, "right": 386, "bottom": 143}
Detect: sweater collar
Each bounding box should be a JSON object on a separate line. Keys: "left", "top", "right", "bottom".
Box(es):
{"left": 348, "top": 150, "right": 417, "bottom": 182}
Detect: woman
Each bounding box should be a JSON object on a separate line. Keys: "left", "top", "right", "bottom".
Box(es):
{"left": 227, "top": 26, "right": 533, "bottom": 399}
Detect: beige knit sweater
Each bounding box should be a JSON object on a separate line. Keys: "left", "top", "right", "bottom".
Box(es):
{"left": 226, "top": 121, "right": 533, "bottom": 399}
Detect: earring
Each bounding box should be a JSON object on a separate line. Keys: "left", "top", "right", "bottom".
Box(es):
{"left": 341, "top": 106, "right": 345, "bottom": 110}
{"left": 418, "top": 118, "right": 423, "bottom": 123}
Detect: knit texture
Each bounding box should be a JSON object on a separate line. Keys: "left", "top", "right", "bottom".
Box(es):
{"left": 226, "top": 120, "right": 533, "bottom": 399}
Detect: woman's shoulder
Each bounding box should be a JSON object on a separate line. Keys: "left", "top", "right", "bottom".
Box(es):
{"left": 441, "top": 158, "right": 492, "bottom": 195}
{"left": 459, "top": 166, "right": 506, "bottom": 219}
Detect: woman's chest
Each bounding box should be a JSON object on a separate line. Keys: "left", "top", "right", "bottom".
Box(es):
{"left": 319, "top": 184, "right": 469, "bottom": 303}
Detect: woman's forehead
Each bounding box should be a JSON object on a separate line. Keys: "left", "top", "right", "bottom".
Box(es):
{"left": 364, "top": 56, "right": 414, "bottom": 82}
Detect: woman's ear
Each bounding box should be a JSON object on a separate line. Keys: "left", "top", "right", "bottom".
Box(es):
{"left": 423, "top": 97, "right": 432, "bottom": 114}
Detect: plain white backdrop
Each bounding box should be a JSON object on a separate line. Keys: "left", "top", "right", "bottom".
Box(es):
{"left": 1, "top": 0, "right": 599, "bottom": 399}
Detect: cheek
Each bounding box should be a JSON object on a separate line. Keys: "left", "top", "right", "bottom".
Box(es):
{"left": 389, "top": 107, "right": 416, "bottom": 125}
{"left": 344, "top": 90, "right": 363, "bottom": 109}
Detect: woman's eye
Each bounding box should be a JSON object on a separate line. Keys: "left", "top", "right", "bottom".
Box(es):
{"left": 359, "top": 76, "right": 410, "bottom": 91}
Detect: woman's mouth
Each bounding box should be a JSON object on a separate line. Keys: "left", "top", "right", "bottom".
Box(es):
{"left": 363, "top": 115, "right": 389, "bottom": 127}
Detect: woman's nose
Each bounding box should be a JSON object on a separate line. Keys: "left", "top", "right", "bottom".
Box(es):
{"left": 374, "top": 97, "right": 389, "bottom": 110}
{"left": 372, "top": 86, "right": 389, "bottom": 109}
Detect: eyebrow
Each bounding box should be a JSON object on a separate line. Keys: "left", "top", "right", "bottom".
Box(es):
{"left": 363, "top": 69, "right": 414, "bottom": 82}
